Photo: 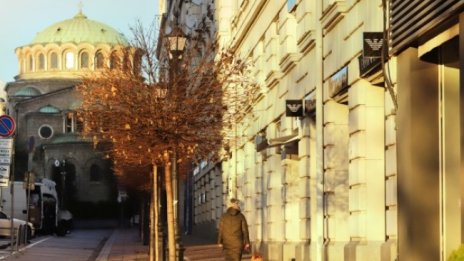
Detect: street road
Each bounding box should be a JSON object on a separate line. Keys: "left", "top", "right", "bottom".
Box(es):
{"left": 0, "top": 229, "right": 112, "bottom": 261}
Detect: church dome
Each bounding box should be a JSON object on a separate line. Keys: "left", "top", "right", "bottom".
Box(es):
{"left": 31, "top": 11, "right": 127, "bottom": 45}
{"left": 14, "top": 10, "right": 136, "bottom": 80}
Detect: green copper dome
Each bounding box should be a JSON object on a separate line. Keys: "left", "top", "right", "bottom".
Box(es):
{"left": 31, "top": 11, "right": 128, "bottom": 45}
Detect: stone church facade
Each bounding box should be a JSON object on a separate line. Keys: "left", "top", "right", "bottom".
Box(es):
{"left": 4, "top": 10, "right": 130, "bottom": 217}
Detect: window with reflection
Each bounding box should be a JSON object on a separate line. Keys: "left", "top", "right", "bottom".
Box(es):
{"left": 80, "top": 52, "right": 89, "bottom": 68}
{"left": 288, "top": 0, "right": 297, "bottom": 11}
{"left": 65, "top": 51, "right": 74, "bottom": 69}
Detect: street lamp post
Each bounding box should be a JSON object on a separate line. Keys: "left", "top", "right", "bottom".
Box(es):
{"left": 167, "top": 26, "right": 186, "bottom": 261}
{"left": 53, "top": 159, "right": 67, "bottom": 210}
{"left": 60, "top": 159, "right": 66, "bottom": 210}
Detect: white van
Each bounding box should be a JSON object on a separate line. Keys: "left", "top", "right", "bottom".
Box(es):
{"left": 0, "top": 178, "right": 58, "bottom": 234}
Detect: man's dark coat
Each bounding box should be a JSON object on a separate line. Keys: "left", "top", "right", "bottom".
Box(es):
{"left": 218, "top": 207, "right": 250, "bottom": 261}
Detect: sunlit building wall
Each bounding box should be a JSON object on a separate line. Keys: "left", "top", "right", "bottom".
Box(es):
{"left": 390, "top": 1, "right": 464, "bottom": 260}
{"left": 214, "top": 1, "right": 396, "bottom": 260}
{"left": 163, "top": 1, "right": 464, "bottom": 260}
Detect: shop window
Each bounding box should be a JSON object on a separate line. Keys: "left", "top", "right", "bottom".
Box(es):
{"left": 80, "top": 52, "right": 89, "bottom": 68}
{"left": 50, "top": 52, "right": 58, "bottom": 69}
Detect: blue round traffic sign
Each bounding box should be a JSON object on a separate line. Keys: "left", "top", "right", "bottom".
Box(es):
{"left": 0, "top": 115, "right": 16, "bottom": 138}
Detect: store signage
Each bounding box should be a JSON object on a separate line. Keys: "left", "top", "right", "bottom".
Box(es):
{"left": 363, "top": 32, "right": 384, "bottom": 58}
{"left": 328, "top": 66, "right": 348, "bottom": 98}
{"left": 286, "top": 100, "right": 304, "bottom": 117}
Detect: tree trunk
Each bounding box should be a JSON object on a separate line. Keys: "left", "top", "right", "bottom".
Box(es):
{"left": 164, "top": 158, "right": 176, "bottom": 261}
{"left": 150, "top": 165, "right": 159, "bottom": 261}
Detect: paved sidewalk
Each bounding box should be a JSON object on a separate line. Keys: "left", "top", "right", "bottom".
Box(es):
{"left": 97, "top": 228, "right": 252, "bottom": 261}
{"left": 97, "top": 228, "right": 148, "bottom": 261}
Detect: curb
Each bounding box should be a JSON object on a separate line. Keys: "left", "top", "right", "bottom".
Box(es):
{"left": 95, "top": 230, "right": 117, "bottom": 261}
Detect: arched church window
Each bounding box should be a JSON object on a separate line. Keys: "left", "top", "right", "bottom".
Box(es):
{"left": 90, "top": 164, "right": 102, "bottom": 181}
{"left": 80, "top": 52, "right": 89, "bottom": 68}
{"left": 65, "top": 51, "right": 74, "bottom": 69}
{"left": 95, "top": 51, "right": 105, "bottom": 69}
{"left": 28, "top": 55, "right": 33, "bottom": 72}
{"left": 50, "top": 52, "right": 58, "bottom": 69}
{"left": 38, "top": 53, "right": 45, "bottom": 70}
{"left": 110, "top": 51, "right": 119, "bottom": 69}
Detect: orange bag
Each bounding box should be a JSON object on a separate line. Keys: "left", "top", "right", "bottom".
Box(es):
{"left": 251, "top": 253, "right": 263, "bottom": 261}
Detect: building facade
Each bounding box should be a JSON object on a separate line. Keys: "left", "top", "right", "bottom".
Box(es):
{"left": 4, "top": 10, "right": 130, "bottom": 218}
{"left": 213, "top": 1, "right": 394, "bottom": 260}
{"left": 162, "top": 0, "right": 464, "bottom": 260}
{"left": 391, "top": 1, "right": 464, "bottom": 260}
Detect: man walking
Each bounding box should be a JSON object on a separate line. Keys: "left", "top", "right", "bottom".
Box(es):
{"left": 218, "top": 198, "right": 250, "bottom": 261}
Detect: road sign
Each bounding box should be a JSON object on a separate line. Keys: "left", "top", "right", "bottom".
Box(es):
{"left": 0, "top": 116, "right": 16, "bottom": 138}
{"left": 0, "top": 178, "right": 8, "bottom": 187}
{"left": 0, "top": 139, "right": 13, "bottom": 149}
{"left": 0, "top": 155, "right": 12, "bottom": 164}
{"left": 0, "top": 149, "right": 11, "bottom": 157}
{"left": 0, "top": 165, "right": 9, "bottom": 188}
{"left": 0, "top": 165, "right": 9, "bottom": 178}
{"left": 0, "top": 139, "right": 13, "bottom": 165}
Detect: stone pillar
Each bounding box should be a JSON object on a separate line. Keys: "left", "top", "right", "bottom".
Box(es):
{"left": 347, "top": 81, "right": 385, "bottom": 260}
{"left": 323, "top": 100, "right": 349, "bottom": 260}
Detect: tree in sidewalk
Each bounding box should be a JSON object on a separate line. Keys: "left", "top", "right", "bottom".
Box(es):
{"left": 76, "top": 20, "right": 258, "bottom": 261}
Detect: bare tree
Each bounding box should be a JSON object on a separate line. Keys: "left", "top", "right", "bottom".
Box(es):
{"left": 77, "top": 20, "right": 258, "bottom": 261}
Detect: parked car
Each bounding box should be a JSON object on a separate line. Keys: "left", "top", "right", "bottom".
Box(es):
{"left": 0, "top": 211, "right": 35, "bottom": 239}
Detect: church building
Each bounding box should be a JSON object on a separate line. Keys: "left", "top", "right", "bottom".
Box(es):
{"left": 4, "top": 9, "right": 130, "bottom": 218}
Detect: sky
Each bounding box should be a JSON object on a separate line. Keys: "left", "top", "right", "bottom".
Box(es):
{"left": 0, "top": 0, "right": 159, "bottom": 84}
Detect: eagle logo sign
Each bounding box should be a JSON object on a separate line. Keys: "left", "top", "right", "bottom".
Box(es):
{"left": 365, "top": 38, "right": 383, "bottom": 51}
{"left": 287, "top": 104, "right": 302, "bottom": 113}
